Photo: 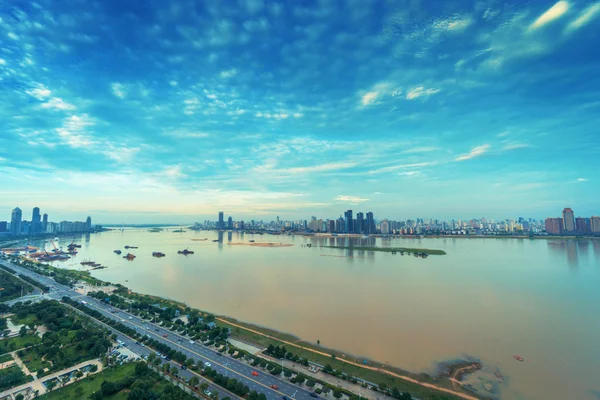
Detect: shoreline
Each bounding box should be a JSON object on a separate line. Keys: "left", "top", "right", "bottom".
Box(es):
{"left": 228, "top": 242, "right": 294, "bottom": 247}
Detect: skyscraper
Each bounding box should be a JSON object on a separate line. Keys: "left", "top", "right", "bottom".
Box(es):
{"left": 356, "top": 212, "right": 364, "bottom": 234}
{"left": 86, "top": 216, "right": 92, "bottom": 231}
{"left": 42, "top": 213, "right": 48, "bottom": 233}
{"left": 227, "top": 216, "right": 233, "bottom": 229}
{"left": 11, "top": 207, "right": 22, "bottom": 236}
{"left": 545, "top": 218, "right": 563, "bottom": 235}
{"left": 344, "top": 210, "right": 353, "bottom": 233}
{"left": 31, "top": 207, "right": 41, "bottom": 234}
{"left": 591, "top": 216, "right": 600, "bottom": 234}
{"left": 575, "top": 218, "right": 588, "bottom": 234}
{"left": 366, "top": 212, "right": 375, "bottom": 235}
{"left": 380, "top": 219, "right": 390, "bottom": 234}
{"left": 562, "top": 208, "right": 575, "bottom": 233}
{"left": 218, "top": 212, "right": 224, "bottom": 229}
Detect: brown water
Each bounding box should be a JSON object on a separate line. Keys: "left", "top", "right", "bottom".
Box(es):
{"left": 42, "top": 230, "right": 600, "bottom": 400}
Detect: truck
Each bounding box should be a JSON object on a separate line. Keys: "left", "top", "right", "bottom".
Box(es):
{"left": 81, "top": 300, "right": 88, "bottom": 305}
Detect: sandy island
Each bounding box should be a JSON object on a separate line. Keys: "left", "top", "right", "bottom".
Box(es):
{"left": 227, "top": 242, "right": 293, "bottom": 247}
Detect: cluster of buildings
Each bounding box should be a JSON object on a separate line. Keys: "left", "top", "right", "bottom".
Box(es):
{"left": 0, "top": 207, "right": 94, "bottom": 237}
{"left": 195, "top": 210, "right": 578, "bottom": 237}
{"left": 545, "top": 208, "right": 600, "bottom": 236}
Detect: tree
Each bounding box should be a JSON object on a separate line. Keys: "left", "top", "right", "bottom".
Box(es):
{"left": 189, "top": 377, "right": 200, "bottom": 387}
{"left": 258, "top": 394, "right": 267, "bottom": 400}
{"left": 317, "top": 340, "right": 320, "bottom": 346}
{"left": 284, "top": 370, "right": 292, "bottom": 378}
{"left": 200, "top": 383, "right": 209, "bottom": 390}
{"left": 306, "top": 379, "right": 316, "bottom": 387}
{"left": 15, "top": 395, "right": 24, "bottom": 400}
{"left": 333, "top": 389, "right": 343, "bottom": 399}
{"left": 19, "top": 326, "right": 27, "bottom": 337}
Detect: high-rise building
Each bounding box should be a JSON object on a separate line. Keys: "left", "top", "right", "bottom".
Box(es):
{"left": 545, "top": 218, "right": 563, "bottom": 235}
{"left": 42, "top": 213, "right": 48, "bottom": 233}
{"left": 591, "top": 216, "right": 600, "bottom": 234}
{"left": 380, "top": 219, "right": 390, "bottom": 234}
{"left": 344, "top": 210, "right": 353, "bottom": 233}
{"left": 366, "top": 212, "right": 375, "bottom": 234}
{"left": 356, "top": 212, "right": 364, "bottom": 234}
{"left": 227, "top": 216, "right": 233, "bottom": 229}
{"left": 575, "top": 217, "right": 589, "bottom": 234}
{"left": 327, "top": 220, "right": 335, "bottom": 233}
{"left": 218, "top": 212, "right": 224, "bottom": 229}
{"left": 11, "top": 207, "right": 22, "bottom": 236}
{"left": 31, "top": 207, "right": 41, "bottom": 234}
{"left": 0, "top": 221, "right": 7, "bottom": 232}
{"left": 86, "top": 216, "right": 92, "bottom": 231}
{"left": 562, "top": 208, "right": 575, "bottom": 233}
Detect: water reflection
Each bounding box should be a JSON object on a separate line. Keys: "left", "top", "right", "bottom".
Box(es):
{"left": 547, "top": 239, "right": 579, "bottom": 269}
{"left": 227, "top": 231, "right": 232, "bottom": 243}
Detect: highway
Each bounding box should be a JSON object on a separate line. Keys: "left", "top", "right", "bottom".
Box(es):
{"left": 1, "top": 260, "right": 318, "bottom": 400}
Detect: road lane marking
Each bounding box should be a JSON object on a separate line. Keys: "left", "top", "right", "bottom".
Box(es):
{"left": 84, "top": 300, "right": 292, "bottom": 397}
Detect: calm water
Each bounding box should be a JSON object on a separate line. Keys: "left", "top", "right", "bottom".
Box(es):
{"left": 39, "top": 230, "right": 600, "bottom": 400}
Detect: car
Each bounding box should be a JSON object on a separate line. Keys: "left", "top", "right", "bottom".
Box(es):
{"left": 120, "top": 319, "right": 125, "bottom": 322}
{"left": 216, "top": 352, "right": 222, "bottom": 356}
{"left": 135, "top": 341, "right": 140, "bottom": 345}
{"left": 251, "top": 371, "right": 259, "bottom": 377}
{"left": 129, "top": 316, "right": 133, "bottom": 319}
{"left": 189, "top": 340, "right": 194, "bottom": 344}
{"left": 204, "top": 362, "right": 211, "bottom": 367}
{"left": 181, "top": 365, "right": 187, "bottom": 370}
{"left": 163, "top": 334, "right": 168, "bottom": 337}
{"left": 270, "top": 384, "right": 279, "bottom": 390}
{"left": 204, "top": 390, "right": 212, "bottom": 396}
{"left": 155, "top": 328, "right": 159, "bottom": 332}
{"left": 282, "top": 397, "right": 291, "bottom": 400}
{"left": 165, "top": 356, "right": 171, "bottom": 361}
{"left": 161, "top": 355, "right": 166, "bottom": 359}
{"left": 141, "top": 343, "right": 145, "bottom": 347}
{"left": 310, "top": 393, "right": 319, "bottom": 398}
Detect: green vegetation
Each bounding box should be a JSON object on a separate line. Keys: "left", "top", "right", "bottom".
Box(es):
{"left": 323, "top": 245, "right": 447, "bottom": 255}
{"left": 41, "top": 362, "right": 195, "bottom": 400}
{"left": 5, "top": 257, "right": 108, "bottom": 288}
{"left": 8, "top": 300, "right": 111, "bottom": 377}
{"left": 0, "top": 365, "right": 32, "bottom": 391}
{"left": 0, "top": 270, "right": 35, "bottom": 301}
{"left": 0, "top": 353, "right": 13, "bottom": 363}
{"left": 0, "top": 334, "right": 41, "bottom": 354}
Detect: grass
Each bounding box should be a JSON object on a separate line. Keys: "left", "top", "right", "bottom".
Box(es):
{"left": 41, "top": 363, "right": 136, "bottom": 400}
{"left": 10, "top": 313, "right": 37, "bottom": 326}
{"left": 17, "top": 348, "right": 51, "bottom": 373}
{"left": 323, "top": 245, "right": 447, "bottom": 255}
{"left": 0, "top": 335, "right": 41, "bottom": 354}
{"left": 218, "top": 317, "right": 467, "bottom": 400}
{"left": 0, "top": 353, "right": 13, "bottom": 363}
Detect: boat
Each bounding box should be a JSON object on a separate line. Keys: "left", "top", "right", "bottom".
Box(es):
{"left": 124, "top": 245, "right": 138, "bottom": 249}
{"left": 212, "top": 239, "right": 219, "bottom": 242}
{"left": 152, "top": 252, "right": 166, "bottom": 257}
{"left": 495, "top": 371, "right": 504, "bottom": 381}
{"left": 114, "top": 250, "right": 122, "bottom": 255}
{"left": 249, "top": 240, "right": 255, "bottom": 243}
{"left": 513, "top": 355, "right": 524, "bottom": 362}
{"left": 123, "top": 253, "right": 136, "bottom": 260}
{"left": 177, "top": 249, "right": 194, "bottom": 255}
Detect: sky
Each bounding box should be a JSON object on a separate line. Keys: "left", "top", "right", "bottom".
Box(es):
{"left": 1, "top": 0, "right": 599, "bottom": 224}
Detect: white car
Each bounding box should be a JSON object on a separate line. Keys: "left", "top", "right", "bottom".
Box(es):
{"left": 204, "top": 362, "right": 211, "bottom": 367}
{"left": 129, "top": 317, "right": 133, "bottom": 320}
{"left": 189, "top": 340, "right": 194, "bottom": 344}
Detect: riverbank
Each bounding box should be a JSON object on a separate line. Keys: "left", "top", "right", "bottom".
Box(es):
{"left": 322, "top": 245, "right": 447, "bottom": 255}
{"left": 228, "top": 242, "right": 294, "bottom": 247}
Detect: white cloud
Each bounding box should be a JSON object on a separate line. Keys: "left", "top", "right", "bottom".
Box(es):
{"left": 502, "top": 142, "right": 530, "bottom": 151}
{"left": 7, "top": 32, "right": 19, "bottom": 40}
{"left": 219, "top": 69, "right": 237, "bottom": 78}
{"left": 402, "top": 147, "right": 439, "bottom": 154}
{"left": 335, "top": 195, "right": 369, "bottom": 204}
{"left": 368, "top": 162, "right": 430, "bottom": 174}
{"left": 169, "top": 80, "right": 178, "bottom": 86}
{"left": 455, "top": 144, "right": 491, "bottom": 161}
{"left": 497, "top": 131, "right": 510, "bottom": 138}
{"left": 0, "top": 58, "right": 6, "bottom": 65}
{"left": 166, "top": 130, "right": 209, "bottom": 138}
{"left": 406, "top": 86, "right": 440, "bottom": 100}
{"left": 398, "top": 171, "right": 421, "bottom": 176}
{"left": 111, "top": 83, "right": 126, "bottom": 98}
{"left": 565, "top": 3, "right": 600, "bottom": 32}
{"left": 26, "top": 84, "right": 51, "bottom": 100}
{"left": 293, "top": 112, "right": 304, "bottom": 118}
{"left": 577, "top": 178, "right": 587, "bottom": 182}
{"left": 55, "top": 114, "right": 95, "bottom": 149}
{"left": 41, "top": 97, "right": 76, "bottom": 111}
{"left": 361, "top": 92, "right": 379, "bottom": 106}
{"left": 163, "top": 165, "right": 186, "bottom": 178}
{"left": 285, "top": 162, "right": 356, "bottom": 174}
{"left": 530, "top": 1, "right": 569, "bottom": 30}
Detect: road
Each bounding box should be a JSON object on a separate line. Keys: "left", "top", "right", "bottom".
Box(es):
{"left": 1, "top": 260, "right": 319, "bottom": 400}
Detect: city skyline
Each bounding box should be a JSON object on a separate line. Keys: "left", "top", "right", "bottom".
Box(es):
{"left": 2, "top": 1, "right": 599, "bottom": 222}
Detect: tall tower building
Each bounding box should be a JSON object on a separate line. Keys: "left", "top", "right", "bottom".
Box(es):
{"left": 227, "top": 216, "right": 233, "bottom": 229}
{"left": 356, "top": 212, "right": 364, "bottom": 234}
{"left": 366, "top": 212, "right": 375, "bottom": 235}
{"left": 590, "top": 216, "right": 600, "bottom": 234}
{"left": 380, "top": 219, "right": 390, "bottom": 234}
{"left": 545, "top": 218, "right": 563, "bottom": 235}
{"left": 31, "top": 207, "right": 41, "bottom": 234}
{"left": 86, "top": 216, "right": 92, "bottom": 231}
{"left": 42, "top": 213, "right": 48, "bottom": 233}
{"left": 11, "top": 207, "right": 22, "bottom": 236}
{"left": 218, "top": 212, "right": 224, "bottom": 229}
{"left": 562, "top": 208, "right": 575, "bottom": 233}
{"left": 344, "top": 210, "right": 353, "bottom": 234}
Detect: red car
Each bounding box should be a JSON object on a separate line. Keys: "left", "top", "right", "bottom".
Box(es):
{"left": 251, "top": 371, "right": 259, "bottom": 377}
{"left": 163, "top": 334, "right": 168, "bottom": 338}
{"left": 270, "top": 384, "right": 279, "bottom": 390}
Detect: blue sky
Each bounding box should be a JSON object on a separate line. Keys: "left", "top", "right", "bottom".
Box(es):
{"left": 1, "top": 0, "right": 599, "bottom": 223}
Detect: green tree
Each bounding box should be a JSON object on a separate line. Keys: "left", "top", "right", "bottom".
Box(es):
{"left": 284, "top": 370, "right": 292, "bottom": 377}
{"left": 189, "top": 377, "right": 200, "bottom": 387}
{"left": 333, "top": 389, "right": 343, "bottom": 399}
{"left": 15, "top": 395, "right": 24, "bottom": 400}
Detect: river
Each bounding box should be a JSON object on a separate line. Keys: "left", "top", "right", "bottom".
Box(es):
{"left": 36, "top": 229, "right": 600, "bottom": 400}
